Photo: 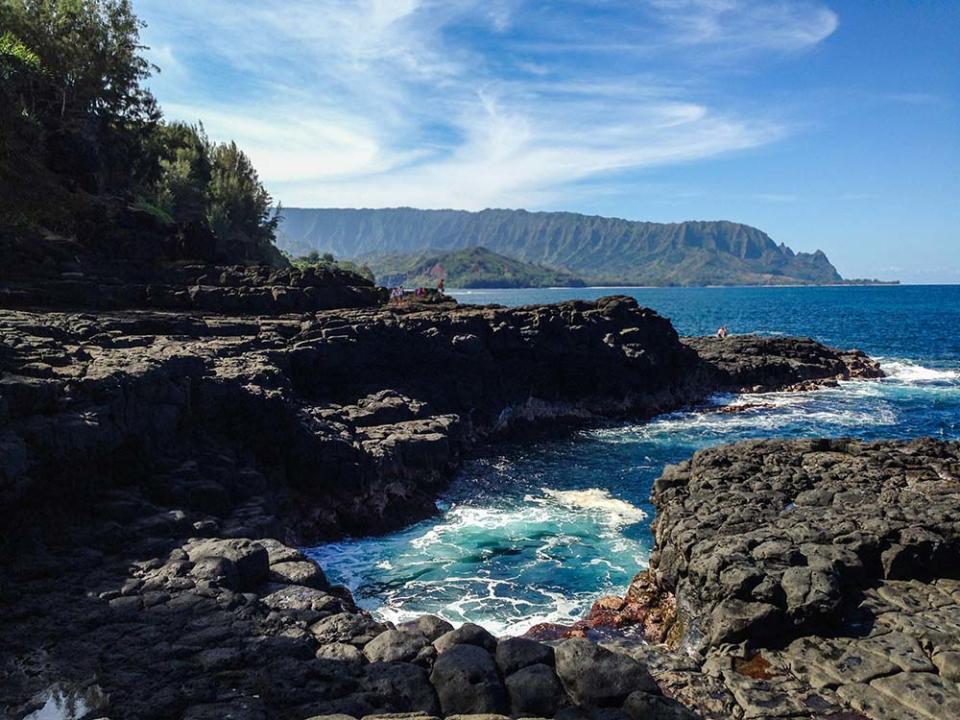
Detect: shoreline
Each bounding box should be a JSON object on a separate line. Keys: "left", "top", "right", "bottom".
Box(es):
{"left": 0, "top": 295, "right": 889, "bottom": 719}
{"left": 450, "top": 282, "right": 907, "bottom": 292}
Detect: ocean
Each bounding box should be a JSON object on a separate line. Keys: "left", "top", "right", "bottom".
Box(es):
{"left": 306, "top": 285, "right": 960, "bottom": 635}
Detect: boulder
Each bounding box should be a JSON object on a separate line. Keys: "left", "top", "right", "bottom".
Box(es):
{"left": 317, "top": 643, "right": 367, "bottom": 664}
{"left": 434, "top": 623, "right": 497, "bottom": 654}
{"left": 365, "top": 629, "right": 432, "bottom": 664}
{"left": 269, "top": 560, "right": 329, "bottom": 589}
{"left": 362, "top": 662, "right": 441, "bottom": 716}
{"left": 429, "top": 643, "right": 508, "bottom": 716}
{"left": 311, "top": 612, "right": 388, "bottom": 647}
{"left": 257, "top": 538, "right": 306, "bottom": 565}
{"left": 260, "top": 584, "right": 351, "bottom": 619}
{"left": 505, "top": 663, "right": 562, "bottom": 717}
{"left": 398, "top": 615, "right": 454, "bottom": 642}
{"left": 186, "top": 539, "right": 269, "bottom": 590}
{"left": 708, "top": 600, "right": 782, "bottom": 646}
{"left": 495, "top": 637, "right": 554, "bottom": 676}
{"left": 554, "top": 639, "right": 657, "bottom": 707}
{"left": 189, "top": 556, "right": 239, "bottom": 590}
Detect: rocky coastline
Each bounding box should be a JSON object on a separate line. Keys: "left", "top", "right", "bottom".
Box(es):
{"left": 581, "top": 439, "right": 960, "bottom": 720}
{"left": 0, "top": 274, "right": 910, "bottom": 720}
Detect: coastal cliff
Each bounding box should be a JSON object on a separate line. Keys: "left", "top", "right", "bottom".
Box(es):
{"left": 0, "top": 291, "right": 884, "bottom": 719}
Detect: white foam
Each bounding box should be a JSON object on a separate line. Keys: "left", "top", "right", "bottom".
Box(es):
{"left": 881, "top": 360, "right": 959, "bottom": 383}
{"left": 410, "top": 504, "right": 555, "bottom": 551}
{"left": 538, "top": 488, "right": 647, "bottom": 525}
{"left": 366, "top": 572, "right": 606, "bottom": 637}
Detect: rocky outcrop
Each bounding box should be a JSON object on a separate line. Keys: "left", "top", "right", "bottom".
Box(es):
{"left": 683, "top": 335, "right": 884, "bottom": 392}
{"left": 587, "top": 439, "right": 960, "bottom": 720}
{"left": 0, "top": 262, "right": 385, "bottom": 313}
{"left": 0, "top": 295, "right": 891, "bottom": 719}
{"left": 0, "top": 297, "right": 706, "bottom": 545}
{"left": 648, "top": 438, "right": 960, "bottom": 650}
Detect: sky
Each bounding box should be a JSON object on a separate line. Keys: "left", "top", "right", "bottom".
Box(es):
{"left": 135, "top": 1, "right": 959, "bottom": 283}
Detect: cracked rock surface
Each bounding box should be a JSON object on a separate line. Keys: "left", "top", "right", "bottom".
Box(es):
{"left": 0, "top": 297, "right": 887, "bottom": 719}
{"left": 596, "top": 438, "right": 960, "bottom": 720}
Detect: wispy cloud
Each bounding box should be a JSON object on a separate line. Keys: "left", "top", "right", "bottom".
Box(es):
{"left": 646, "top": 0, "right": 838, "bottom": 53}
{"left": 136, "top": 0, "right": 838, "bottom": 209}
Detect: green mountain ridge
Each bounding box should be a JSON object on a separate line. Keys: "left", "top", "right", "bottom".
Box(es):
{"left": 364, "top": 246, "right": 587, "bottom": 288}
{"left": 276, "top": 207, "right": 846, "bottom": 286}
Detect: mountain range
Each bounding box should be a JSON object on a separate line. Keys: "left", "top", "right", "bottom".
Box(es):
{"left": 277, "top": 207, "right": 847, "bottom": 286}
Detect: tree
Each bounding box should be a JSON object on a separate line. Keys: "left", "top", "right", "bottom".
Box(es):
{"left": 0, "top": 30, "right": 50, "bottom": 228}
{"left": 151, "top": 122, "right": 211, "bottom": 225}
{"left": 0, "top": 0, "right": 159, "bottom": 194}
{"left": 206, "top": 141, "right": 279, "bottom": 260}
{"left": 0, "top": 0, "right": 283, "bottom": 266}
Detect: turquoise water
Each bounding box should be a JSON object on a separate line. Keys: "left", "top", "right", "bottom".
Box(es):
{"left": 307, "top": 286, "right": 960, "bottom": 635}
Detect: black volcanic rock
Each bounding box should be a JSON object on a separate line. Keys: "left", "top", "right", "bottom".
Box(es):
{"left": 684, "top": 335, "right": 884, "bottom": 391}
{"left": 554, "top": 638, "right": 658, "bottom": 706}
{"left": 0, "top": 294, "right": 894, "bottom": 719}
{"left": 648, "top": 438, "right": 960, "bottom": 650}
{"left": 0, "top": 297, "right": 708, "bottom": 542}
{"left": 591, "top": 438, "right": 960, "bottom": 720}
{"left": 0, "top": 262, "right": 385, "bottom": 313}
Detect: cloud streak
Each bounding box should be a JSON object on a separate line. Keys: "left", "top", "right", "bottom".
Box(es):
{"left": 136, "top": 0, "right": 838, "bottom": 209}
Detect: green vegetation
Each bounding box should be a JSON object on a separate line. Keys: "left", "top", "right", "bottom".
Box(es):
{"left": 0, "top": 0, "right": 281, "bottom": 265}
{"left": 364, "top": 246, "right": 586, "bottom": 289}
{"left": 278, "top": 208, "right": 848, "bottom": 286}
{"left": 289, "top": 250, "right": 375, "bottom": 282}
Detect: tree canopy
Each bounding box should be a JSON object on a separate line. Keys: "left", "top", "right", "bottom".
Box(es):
{"left": 0, "top": 0, "right": 282, "bottom": 264}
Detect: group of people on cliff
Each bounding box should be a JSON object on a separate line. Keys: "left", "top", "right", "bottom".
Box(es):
{"left": 389, "top": 278, "right": 446, "bottom": 304}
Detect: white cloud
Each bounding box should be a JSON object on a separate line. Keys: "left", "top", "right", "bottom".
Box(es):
{"left": 136, "top": 0, "right": 837, "bottom": 208}
{"left": 648, "top": 0, "right": 838, "bottom": 53}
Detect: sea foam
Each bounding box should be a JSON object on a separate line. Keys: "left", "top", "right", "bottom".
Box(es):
{"left": 881, "top": 359, "right": 960, "bottom": 383}
{"left": 537, "top": 488, "right": 647, "bottom": 525}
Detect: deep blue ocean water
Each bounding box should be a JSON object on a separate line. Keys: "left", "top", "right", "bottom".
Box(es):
{"left": 307, "top": 286, "right": 960, "bottom": 635}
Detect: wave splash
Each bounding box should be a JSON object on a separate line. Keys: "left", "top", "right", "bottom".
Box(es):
{"left": 880, "top": 359, "right": 960, "bottom": 383}
{"left": 535, "top": 488, "right": 647, "bottom": 526}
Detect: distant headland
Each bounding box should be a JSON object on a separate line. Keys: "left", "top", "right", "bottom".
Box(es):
{"left": 276, "top": 207, "right": 898, "bottom": 288}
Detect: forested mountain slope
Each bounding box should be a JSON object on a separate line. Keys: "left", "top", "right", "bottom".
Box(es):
{"left": 277, "top": 208, "right": 843, "bottom": 286}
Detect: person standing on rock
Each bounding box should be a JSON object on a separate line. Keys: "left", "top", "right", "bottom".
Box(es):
{"left": 716, "top": 326, "right": 729, "bottom": 339}
{"left": 438, "top": 278, "right": 445, "bottom": 293}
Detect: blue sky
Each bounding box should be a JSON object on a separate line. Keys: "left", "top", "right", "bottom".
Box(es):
{"left": 136, "top": 1, "right": 959, "bottom": 282}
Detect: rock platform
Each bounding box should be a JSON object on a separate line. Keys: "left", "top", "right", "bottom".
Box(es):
{"left": 0, "top": 295, "right": 890, "bottom": 719}
{"left": 582, "top": 439, "right": 960, "bottom": 719}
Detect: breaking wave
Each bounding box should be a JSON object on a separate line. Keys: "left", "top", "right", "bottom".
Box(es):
{"left": 880, "top": 359, "right": 960, "bottom": 383}
{"left": 535, "top": 488, "right": 647, "bottom": 526}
